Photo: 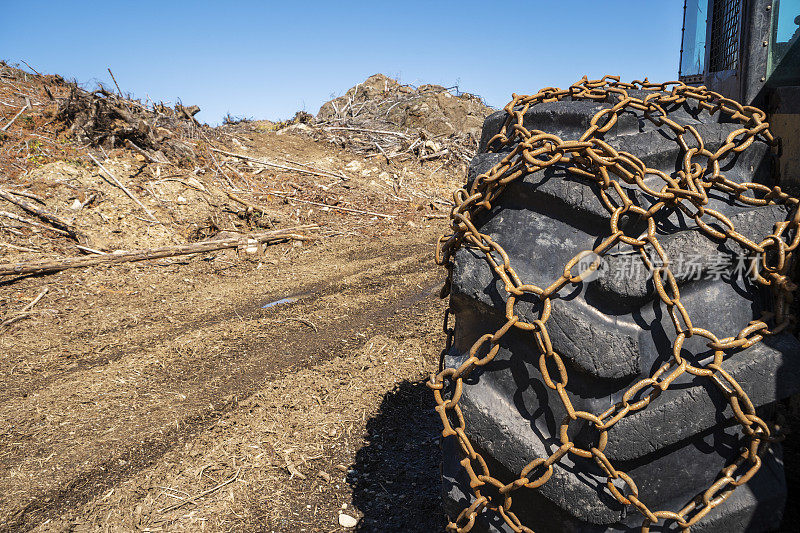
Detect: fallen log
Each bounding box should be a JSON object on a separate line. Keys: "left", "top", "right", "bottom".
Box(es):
{"left": 0, "top": 210, "right": 72, "bottom": 236}
{"left": 0, "top": 226, "right": 316, "bottom": 276}
{"left": 0, "top": 187, "right": 88, "bottom": 243}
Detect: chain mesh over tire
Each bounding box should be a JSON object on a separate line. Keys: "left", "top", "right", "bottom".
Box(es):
{"left": 432, "top": 78, "right": 800, "bottom": 533}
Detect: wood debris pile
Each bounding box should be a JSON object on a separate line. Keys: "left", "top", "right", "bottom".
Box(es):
{"left": 0, "top": 61, "right": 317, "bottom": 277}
{"left": 56, "top": 82, "right": 200, "bottom": 164}
{"left": 309, "top": 74, "right": 494, "bottom": 166}
{"left": 0, "top": 63, "right": 474, "bottom": 289}
{"left": 0, "top": 61, "right": 202, "bottom": 177}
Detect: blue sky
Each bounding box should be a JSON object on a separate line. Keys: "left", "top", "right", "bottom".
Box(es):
{"left": 2, "top": 1, "right": 684, "bottom": 124}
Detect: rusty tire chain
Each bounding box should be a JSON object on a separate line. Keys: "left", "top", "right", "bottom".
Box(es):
{"left": 429, "top": 75, "right": 798, "bottom": 532}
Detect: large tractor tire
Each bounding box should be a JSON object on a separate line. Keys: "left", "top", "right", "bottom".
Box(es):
{"left": 440, "top": 88, "right": 800, "bottom": 532}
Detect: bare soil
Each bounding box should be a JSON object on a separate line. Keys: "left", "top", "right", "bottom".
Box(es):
{"left": 0, "top": 64, "right": 467, "bottom": 532}
{"left": 3, "top": 230, "right": 447, "bottom": 532}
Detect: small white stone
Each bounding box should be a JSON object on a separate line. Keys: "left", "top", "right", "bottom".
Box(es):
{"left": 338, "top": 513, "right": 358, "bottom": 528}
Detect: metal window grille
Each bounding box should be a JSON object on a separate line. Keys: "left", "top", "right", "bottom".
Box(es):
{"left": 709, "top": 0, "right": 742, "bottom": 72}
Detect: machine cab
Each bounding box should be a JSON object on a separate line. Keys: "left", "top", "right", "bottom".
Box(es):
{"left": 679, "top": 0, "right": 799, "bottom": 103}
{"left": 680, "top": 0, "right": 799, "bottom": 187}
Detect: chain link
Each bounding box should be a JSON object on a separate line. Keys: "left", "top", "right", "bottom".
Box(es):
{"left": 430, "top": 76, "right": 795, "bottom": 532}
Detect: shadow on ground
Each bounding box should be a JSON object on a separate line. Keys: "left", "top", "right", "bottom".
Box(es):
{"left": 779, "top": 396, "right": 800, "bottom": 532}
{"left": 346, "top": 382, "right": 800, "bottom": 533}
{"left": 349, "top": 379, "right": 446, "bottom": 532}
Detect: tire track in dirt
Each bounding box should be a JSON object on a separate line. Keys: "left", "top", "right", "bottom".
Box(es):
{"left": 0, "top": 240, "right": 432, "bottom": 405}
{"left": 0, "top": 240, "right": 443, "bottom": 531}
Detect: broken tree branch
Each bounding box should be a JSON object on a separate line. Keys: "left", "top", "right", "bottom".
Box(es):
{"left": 20, "top": 60, "right": 42, "bottom": 76}
{"left": 225, "top": 191, "right": 282, "bottom": 220}
{"left": 282, "top": 450, "right": 307, "bottom": 480}
{"left": 0, "top": 210, "right": 71, "bottom": 236}
{"left": 20, "top": 287, "right": 49, "bottom": 313}
{"left": 125, "top": 139, "right": 167, "bottom": 164}
{"left": 0, "top": 226, "right": 317, "bottom": 276}
{"left": 4, "top": 189, "right": 46, "bottom": 204}
{"left": 278, "top": 157, "right": 349, "bottom": 181}
{"left": 159, "top": 468, "right": 241, "bottom": 513}
{"left": 196, "top": 130, "right": 237, "bottom": 189}
{"left": 275, "top": 317, "right": 319, "bottom": 332}
{"left": 0, "top": 311, "right": 36, "bottom": 329}
{"left": 20, "top": 60, "right": 54, "bottom": 100}
{"left": 322, "top": 126, "right": 410, "bottom": 138}
{"left": 1, "top": 97, "right": 31, "bottom": 132}
{"left": 107, "top": 68, "right": 123, "bottom": 96}
{"left": 1, "top": 287, "right": 49, "bottom": 328}
{"left": 420, "top": 148, "right": 449, "bottom": 161}
{"left": 209, "top": 148, "right": 345, "bottom": 181}
{"left": 0, "top": 187, "right": 86, "bottom": 242}
{"left": 374, "top": 141, "right": 393, "bottom": 164}
{"left": 88, "top": 153, "right": 160, "bottom": 224}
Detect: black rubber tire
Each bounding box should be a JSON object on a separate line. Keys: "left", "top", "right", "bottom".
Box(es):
{"left": 443, "top": 92, "right": 800, "bottom": 533}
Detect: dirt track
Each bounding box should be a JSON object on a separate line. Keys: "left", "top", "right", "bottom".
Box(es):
{"left": 0, "top": 64, "right": 477, "bottom": 531}
{"left": 1, "top": 226, "right": 449, "bottom": 532}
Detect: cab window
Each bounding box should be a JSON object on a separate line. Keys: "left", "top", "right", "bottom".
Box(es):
{"left": 768, "top": 0, "right": 800, "bottom": 84}
{"left": 681, "top": 0, "right": 708, "bottom": 77}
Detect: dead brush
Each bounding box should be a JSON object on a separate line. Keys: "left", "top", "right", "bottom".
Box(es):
{"left": 309, "top": 74, "right": 491, "bottom": 167}
{"left": 55, "top": 83, "right": 197, "bottom": 164}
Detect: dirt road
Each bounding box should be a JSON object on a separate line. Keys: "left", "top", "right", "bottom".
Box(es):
{"left": 1, "top": 226, "right": 448, "bottom": 532}
{"left": 0, "top": 63, "right": 488, "bottom": 532}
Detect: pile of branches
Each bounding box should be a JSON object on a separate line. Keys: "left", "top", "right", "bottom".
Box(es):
{"left": 56, "top": 83, "right": 200, "bottom": 164}
{"left": 319, "top": 125, "right": 478, "bottom": 166}
{"left": 310, "top": 74, "right": 491, "bottom": 166}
